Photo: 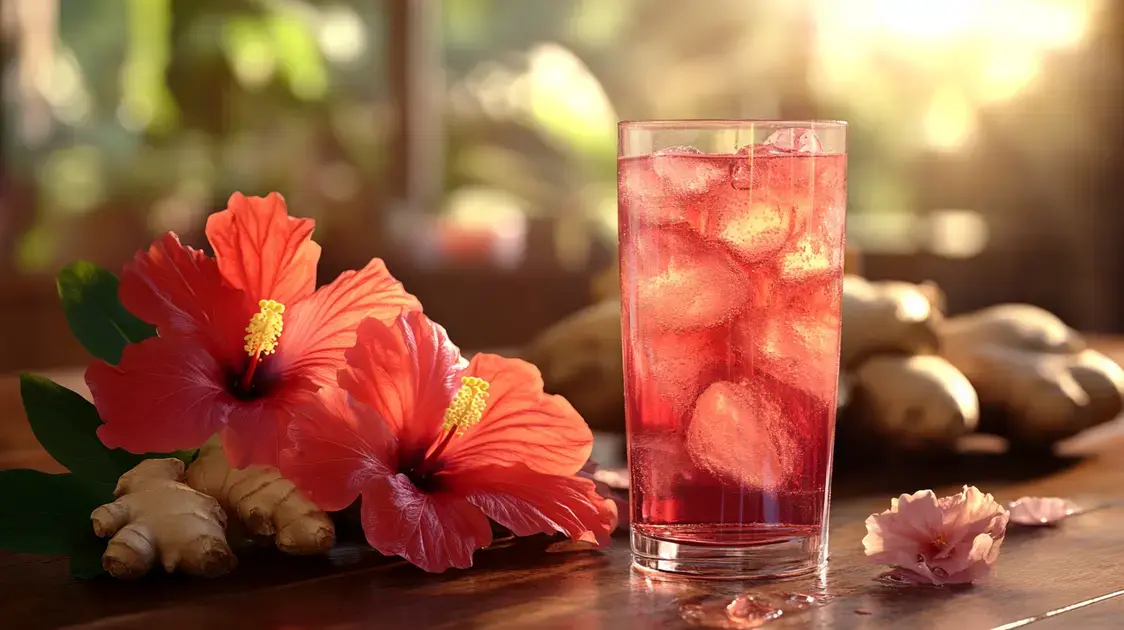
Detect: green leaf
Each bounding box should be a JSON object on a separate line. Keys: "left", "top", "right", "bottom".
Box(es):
{"left": 20, "top": 374, "right": 148, "bottom": 483}
{"left": 0, "top": 470, "right": 112, "bottom": 556}
{"left": 57, "top": 261, "right": 156, "bottom": 365}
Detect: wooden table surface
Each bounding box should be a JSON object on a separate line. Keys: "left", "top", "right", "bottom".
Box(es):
{"left": 2, "top": 355, "right": 1124, "bottom": 630}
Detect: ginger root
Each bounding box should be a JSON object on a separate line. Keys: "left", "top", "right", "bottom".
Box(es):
{"left": 938, "top": 304, "right": 1085, "bottom": 354}
{"left": 850, "top": 355, "right": 979, "bottom": 450}
{"left": 186, "top": 440, "right": 334, "bottom": 555}
{"left": 941, "top": 344, "right": 1124, "bottom": 445}
{"left": 1067, "top": 349, "right": 1124, "bottom": 423}
{"left": 939, "top": 307, "right": 1124, "bottom": 446}
{"left": 91, "top": 458, "right": 236, "bottom": 579}
{"left": 841, "top": 275, "right": 941, "bottom": 368}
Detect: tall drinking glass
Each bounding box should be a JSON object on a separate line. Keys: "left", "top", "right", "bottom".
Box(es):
{"left": 618, "top": 120, "right": 847, "bottom": 578}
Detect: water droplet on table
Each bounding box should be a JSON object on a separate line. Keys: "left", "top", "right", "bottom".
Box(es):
{"left": 678, "top": 590, "right": 828, "bottom": 628}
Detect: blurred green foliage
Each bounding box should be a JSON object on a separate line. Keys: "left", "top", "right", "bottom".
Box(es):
{"left": 4, "top": 0, "right": 389, "bottom": 270}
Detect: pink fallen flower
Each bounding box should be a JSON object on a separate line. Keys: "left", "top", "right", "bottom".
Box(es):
{"left": 1008, "top": 497, "right": 1077, "bottom": 526}
{"left": 863, "top": 486, "right": 1009, "bottom": 585}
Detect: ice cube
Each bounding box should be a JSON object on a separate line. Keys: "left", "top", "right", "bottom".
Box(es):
{"left": 776, "top": 229, "right": 836, "bottom": 281}
{"left": 686, "top": 381, "right": 798, "bottom": 490}
{"left": 657, "top": 145, "right": 703, "bottom": 155}
{"left": 630, "top": 226, "right": 750, "bottom": 330}
{"left": 638, "top": 324, "right": 734, "bottom": 421}
{"left": 619, "top": 157, "right": 694, "bottom": 226}
{"left": 630, "top": 431, "right": 697, "bottom": 499}
{"left": 727, "top": 144, "right": 761, "bottom": 191}
{"left": 762, "top": 128, "right": 824, "bottom": 154}
{"left": 734, "top": 279, "right": 841, "bottom": 402}
{"left": 651, "top": 146, "right": 727, "bottom": 196}
{"left": 771, "top": 157, "right": 845, "bottom": 281}
{"left": 695, "top": 196, "right": 794, "bottom": 264}
{"left": 726, "top": 145, "right": 818, "bottom": 229}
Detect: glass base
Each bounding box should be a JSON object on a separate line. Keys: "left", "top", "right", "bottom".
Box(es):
{"left": 630, "top": 526, "right": 825, "bottom": 580}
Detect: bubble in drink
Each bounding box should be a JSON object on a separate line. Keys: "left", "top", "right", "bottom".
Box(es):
{"left": 686, "top": 381, "right": 799, "bottom": 490}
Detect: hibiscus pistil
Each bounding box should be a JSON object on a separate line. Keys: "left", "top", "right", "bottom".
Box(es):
{"left": 240, "top": 299, "right": 286, "bottom": 393}
{"left": 419, "top": 376, "right": 491, "bottom": 473}
{"left": 442, "top": 376, "right": 490, "bottom": 435}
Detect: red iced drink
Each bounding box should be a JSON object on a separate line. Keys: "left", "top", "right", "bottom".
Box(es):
{"left": 618, "top": 122, "right": 846, "bottom": 578}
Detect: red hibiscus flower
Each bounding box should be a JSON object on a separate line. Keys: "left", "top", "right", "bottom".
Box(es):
{"left": 280, "top": 310, "right": 617, "bottom": 572}
{"left": 87, "top": 193, "right": 421, "bottom": 467}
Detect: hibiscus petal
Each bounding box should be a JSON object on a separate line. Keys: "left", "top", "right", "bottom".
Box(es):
{"left": 280, "top": 387, "right": 398, "bottom": 511}
{"left": 438, "top": 354, "right": 592, "bottom": 477}
{"left": 279, "top": 258, "right": 422, "bottom": 389}
{"left": 206, "top": 192, "right": 321, "bottom": 305}
{"left": 220, "top": 379, "right": 318, "bottom": 468}
{"left": 118, "top": 232, "right": 250, "bottom": 359}
{"left": 444, "top": 464, "right": 616, "bottom": 544}
{"left": 360, "top": 473, "right": 492, "bottom": 573}
{"left": 87, "top": 334, "right": 233, "bottom": 454}
{"left": 339, "top": 312, "right": 464, "bottom": 461}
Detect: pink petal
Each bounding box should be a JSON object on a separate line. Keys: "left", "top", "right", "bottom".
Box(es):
{"left": 88, "top": 335, "right": 233, "bottom": 454}
{"left": 864, "top": 486, "right": 1008, "bottom": 586}
{"left": 338, "top": 312, "right": 464, "bottom": 460}
{"left": 863, "top": 512, "right": 926, "bottom": 569}
{"left": 443, "top": 464, "right": 617, "bottom": 543}
{"left": 1008, "top": 497, "right": 1077, "bottom": 526}
{"left": 901, "top": 531, "right": 1003, "bottom": 586}
{"left": 937, "top": 486, "right": 1009, "bottom": 552}
{"left": 963, "top": 532, "right": 1003, "bottom": 580}
{"left": 281, "top": 387, "right": 398, "bottom": 511}
{"left": 279, "top": 258, "right": 422, "bottom": 389}
{"left": 118, "top": 232, "right": 251, "bottom": 362}
{"left": 890, "top": 490, "right": 946, "bottom": 539}
{"left": 205, "top": 192, "right": 321, "bottom": 305}
{"left": 360, "top": 473, "right": 492, "bottom": 573}
{"left": 437, "top": 354, "right": 594, "bottom": 478}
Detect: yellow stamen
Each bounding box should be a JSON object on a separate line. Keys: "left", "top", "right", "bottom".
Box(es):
{"left": 442, "top": 376, "right": 490, "bottom": 435}
{"left": 244, "top": 299, "right": 286, "bottom": 357}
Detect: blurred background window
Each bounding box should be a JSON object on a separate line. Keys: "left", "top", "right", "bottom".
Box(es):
{"left": 1, "top": 0, "right": 1121, "bottom": 371}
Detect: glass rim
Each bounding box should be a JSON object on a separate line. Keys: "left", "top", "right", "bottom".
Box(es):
{"left": 618, "top": 118, "right": 847, "bottom": 130}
